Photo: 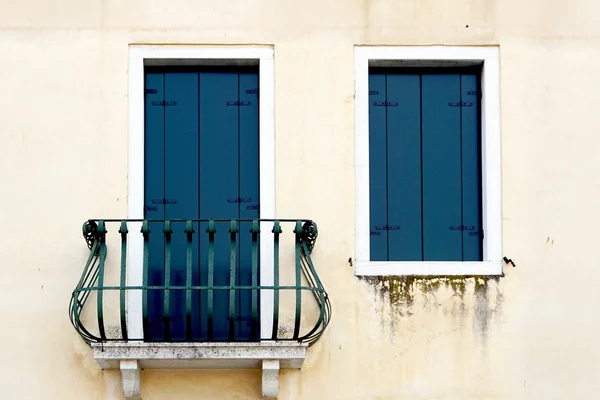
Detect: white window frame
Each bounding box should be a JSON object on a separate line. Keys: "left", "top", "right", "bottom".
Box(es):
{"left": 354, "top": 46, "right": 502, "bottom": 276}
{"left": 127, "top": 45, "right": 275, "bottom": 339}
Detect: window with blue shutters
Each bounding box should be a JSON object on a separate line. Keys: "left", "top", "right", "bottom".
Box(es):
{"left": 368, "top": 69, "right": 483, "bottom": 262}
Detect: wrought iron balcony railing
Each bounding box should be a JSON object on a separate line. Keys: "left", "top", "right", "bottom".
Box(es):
{"left": 70, "top": 219, "right": 330, "bottom": 346}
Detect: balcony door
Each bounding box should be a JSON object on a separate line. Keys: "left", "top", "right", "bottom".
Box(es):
{"left": 144, "top": 68, "right": 260, "bottom": 341}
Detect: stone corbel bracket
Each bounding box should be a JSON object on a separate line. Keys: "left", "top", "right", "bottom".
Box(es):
{"left": 93, "top": 342, "right": 307, "bottom": 399}
{"left": 262, "top": 360, "right": 280, "bottom": 399}
{"left": 120, "top": 360, "right": 141, "bottom": 400}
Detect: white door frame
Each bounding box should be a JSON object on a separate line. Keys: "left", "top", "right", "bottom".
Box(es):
{"left": 127, "top": 45, "right": 275, "bottom": 340}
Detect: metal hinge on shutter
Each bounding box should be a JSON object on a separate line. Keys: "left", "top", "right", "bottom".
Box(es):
{"left": 373, "top": 101, "right": 399, "bottom": 107}
{"left": 151, "top": 198, "right": 177, "bottom": 204}
{"left": 227, "top": 197, "right": 252, "bottom": 203}
{"left": 449, "top": 225, "right": 476, "bottom": 231}
{"left": 448, "top": 102, "right": 473, "bottom": 107}
{"left": 375, "top": 225, "right": 400, "bottom": 231}
{"left": 466, "top": 89, "right": 482, "bottom": 98}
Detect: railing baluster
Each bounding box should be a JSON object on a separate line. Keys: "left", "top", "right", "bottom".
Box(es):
{"left": 96, "top": 221, "right": 108, "bottom": 341}
{"left": 271, "top": 221, "right": 282, "bottom": 340}
{"left": 77, "top": 222, "right": 101, "bottom": 291}
{"left": 141, "top": 220, "right": 151, "bottom": 341}
{"left": 71, "top": 237, "right": 100, "bottom": 342}
{"left": 297, "top": 242, "right": 326, "bottom": 341}
{"left": 76, "top": 223, "right": 101, "bottom": 310}
{"left": 185, "top": 221, "right": 194, "bottom": 341}
{"left": 292, "top": 221, "right": 303, "bottom": 340}
{"left": 207, "top": 220, "right": 216, "bottom": 341}
{"left": 118, "top": 221, "right": 128, "bottom": 341}
{"left": 163, "top": 221, "right": 173, "bottom": 341}
{"left": 250, "top": 220, "right": 260, "bottom": 340}
{"left": 228, "top": 220, "right": 238, "bottom": 341}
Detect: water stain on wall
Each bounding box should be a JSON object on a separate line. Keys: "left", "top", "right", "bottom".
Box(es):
{"left": 358, "top": 275, "right": 504, "bottom": 341}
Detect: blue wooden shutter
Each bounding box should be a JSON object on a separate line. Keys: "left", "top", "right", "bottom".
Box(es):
{"left": 164, "top": 72, "right": 199, "bottom": 340}
{"left": 199, "top": 72, "right": 240, "bottom": 340}
{"left": 422, "top": 74, "right": 463, "bottom": 261}
{"left": 386, "top": 74, "right": 422, "bottom": 261}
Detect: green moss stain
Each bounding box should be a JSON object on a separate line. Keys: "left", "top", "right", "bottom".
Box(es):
{"left": 358, "top": 275, "right": 504, "bottom": 339}
{"left": 448, "top": 278, "right": 467, "bottom": 299}
{"left": 360, "top": 275, "right": 499, "bottom": 304}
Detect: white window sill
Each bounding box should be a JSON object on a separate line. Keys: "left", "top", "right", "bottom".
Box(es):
{"left": 92, "top": 341, "right": 307, "bottom": 370}
{"left": 355, "top": 260, "right": 503, "bottom": 276}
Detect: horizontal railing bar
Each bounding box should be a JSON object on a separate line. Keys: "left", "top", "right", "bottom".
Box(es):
{"left": 75, "top": 285, "right": 326, "bottom": 292}
{"left": 86, "top": 218, "right": 314, "bottom": 223}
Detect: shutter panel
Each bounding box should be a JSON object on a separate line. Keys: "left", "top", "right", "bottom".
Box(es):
{"left": 422, "top": 74, "right": 462, "bottom": 261}
{"left": 238, "top": 73, "right": 260, "bottom": 340}
{"left": 386, "top": 74, "right": 422, "bottom": 261}
{"left": 368, "top": 74, "right": 388, "bottom": 261}
{"left": 164, "top": 72, "right": 199, "bottom": 340}
{"left": 460, "top": 74, "right": 483, "bottom": 261}
{"left": 199, "top": 72, "right": 239, "bottom": 340}
{"left": 144, "top": 72, "right": 166, "bottom": 340}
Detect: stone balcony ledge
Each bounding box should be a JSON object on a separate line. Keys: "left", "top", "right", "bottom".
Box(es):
{"left": 92, "top": 341, "right": 308, "bottom": 399}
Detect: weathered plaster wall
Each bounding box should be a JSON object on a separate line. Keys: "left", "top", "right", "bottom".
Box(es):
{"left": 1, "top": 0, "right": 599, "bottom": 398}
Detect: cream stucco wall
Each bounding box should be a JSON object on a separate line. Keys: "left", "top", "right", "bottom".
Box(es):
{"left": 1, "top": 0, "right": 600, "bottom": 398}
